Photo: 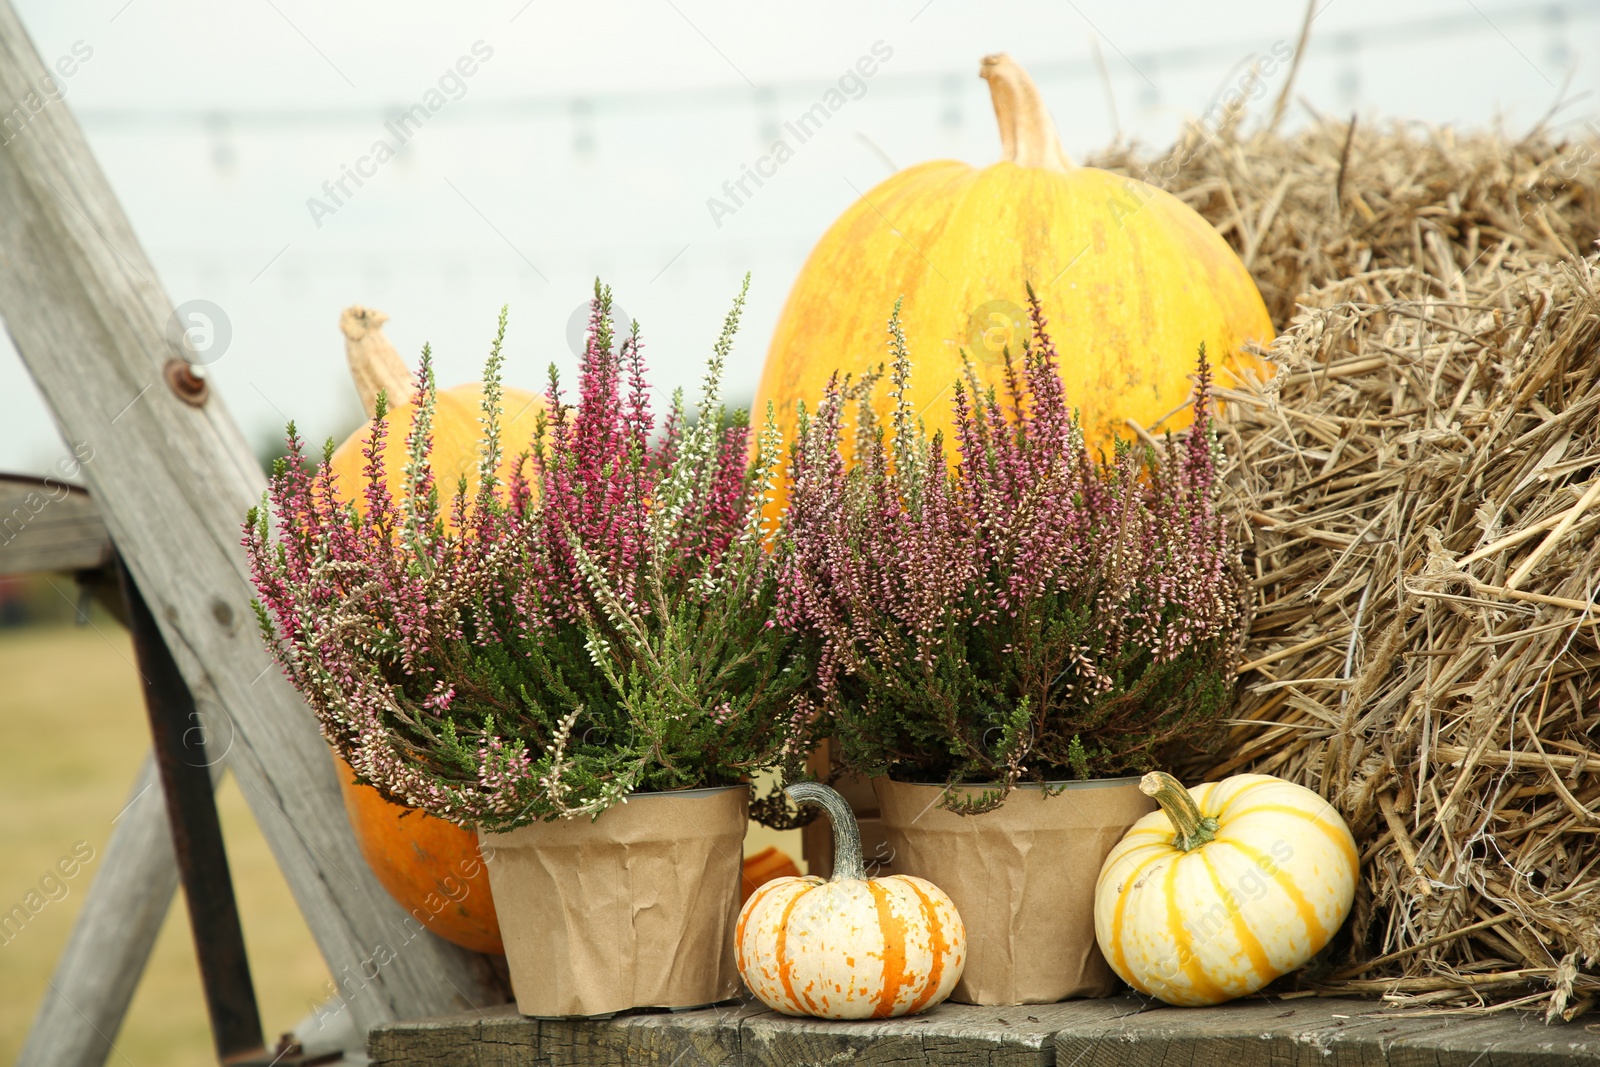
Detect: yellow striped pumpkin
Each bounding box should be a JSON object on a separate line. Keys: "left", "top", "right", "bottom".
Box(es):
{"left": 735, "top": 783, "right": 965, "bottom": 1019}
{"left": 1094, "top": 772, "right": 1358, "bottom": 1006}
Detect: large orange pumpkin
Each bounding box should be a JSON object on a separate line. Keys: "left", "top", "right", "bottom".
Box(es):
{"left": 323, "top": 305, "right": 544, "bottom": 955}
{"left": 755, "top": 53, "right": 1274, "bottom": 503}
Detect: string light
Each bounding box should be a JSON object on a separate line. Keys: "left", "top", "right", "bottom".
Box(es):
{"left": 74, "top": 2, "right": 1593, "bottom": 135}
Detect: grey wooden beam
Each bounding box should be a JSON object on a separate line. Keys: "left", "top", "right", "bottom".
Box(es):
{"left": 369, "top": 998, "right": 1600, "bottom": 1067}
{"left": 0, "top": 1, "right": 504, "bottom": 1056}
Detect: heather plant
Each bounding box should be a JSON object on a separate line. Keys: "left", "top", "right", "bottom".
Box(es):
{"left": 246, "top": 280, "right": 814, "bottom": 830}
{"left": 775, "top": 289, "right": 1242, "bottom": 811}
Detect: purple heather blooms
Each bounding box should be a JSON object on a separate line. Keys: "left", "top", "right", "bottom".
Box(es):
{"left": 244, "top": 283, "right": 790, "bottom": 827}
{"left": 775, "top": 289, "right": 1240, "bottom": 791}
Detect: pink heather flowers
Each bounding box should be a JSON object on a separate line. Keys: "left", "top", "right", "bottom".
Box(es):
{"left": 774, "top": 288, "right": 1242, "bottom": 810}
{"left": 245, "top": 280, "right": 814, "bottom": 829}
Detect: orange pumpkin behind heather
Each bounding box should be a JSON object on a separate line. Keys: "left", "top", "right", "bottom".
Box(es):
{"left": 327, "top": 382, "right": 545, "bottom": 513}
{"left": 334, "top": 756, "right": 504, "bottom": 954}
{"left": 319, "top": 305, "right": 544, "bottom": 955}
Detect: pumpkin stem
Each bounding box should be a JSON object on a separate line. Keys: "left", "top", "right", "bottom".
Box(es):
{"left": 1140, "top": 771, "right": 1219, "bottom": 851}
{"left": 785, "top": 782, "right": 866, "bottom": 882}
{"left": 979, "top": 53, "right": 1072, "bottom": 172}
{"left": 341, "top": 305, "right": 413, "bottom": 419}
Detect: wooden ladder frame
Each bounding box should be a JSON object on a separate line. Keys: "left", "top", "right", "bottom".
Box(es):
{"left": 0, "top": 5, "right": 508, "bottom": 1063}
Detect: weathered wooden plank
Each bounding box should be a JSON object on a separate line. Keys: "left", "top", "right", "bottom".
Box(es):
{"left": 1054, "top": 996, "right": 1600, "bottom": 1066}
{"left": 368, "top": 1005, "right": 755, "bottom": 1067}
{"left": 1385, "top": 1012, "right": 1600, "bottom": 1067}
{"left": 0, "top": 474, "right": 111, "bottom": 574}
{"left": 373, "top": 998, "right": 1143, "bottom": 1067}
{"left": 369, "top": 1011, "right": 495, "bottom": 1067}
{"left": 370, "top": 996, "right": 1600, "bottom": 1067}
{"left": 0, "top": 0, "right": 504, "bottom": 1050}
{"left": 1054, "top": 996, "right": 1380, "bottom": 1066}
{"left": 917, "top": 999, "right": 1143, "bottom": 1067}
{"left": 739, "top": 1013, "right": 931, "bottom": 1067}
{"left": 543, "top": 1005, "right": 756, "bottom": 1067}
{"left": 743, "top": 999, "right": 1141, "bottom": 1067}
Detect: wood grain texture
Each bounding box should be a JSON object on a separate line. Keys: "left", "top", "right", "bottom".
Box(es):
{"left": 0, "top": 475, "right": 111, "bottom": 574}
{"left": 0, "top": 0, "right": 504, "bottom": 1050}
{"left": 371, "top": 997, "right": 1600, "bottom": 1066}
{"left": 369, "top": 1003, "right": 758, "bottom": 1067}
{"left": 741, "top": 1000, "right": 1124, "bottom": 1067}
{"left": 1055, "top": 996, "right": 1600, "bottom": 1066}
{"left": 541, "top": 1005, "right": 754, "bottom": 1067}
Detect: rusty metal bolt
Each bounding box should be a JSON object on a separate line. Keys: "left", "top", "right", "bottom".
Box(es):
{"left": 163, "top": 358, "right": 209, "bottom": 407}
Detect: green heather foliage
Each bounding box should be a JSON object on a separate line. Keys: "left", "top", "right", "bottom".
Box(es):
{"left": 774, "top": 291, "right": 1243, "bottom": 812}
{"left": 246, "top": 282, "right": 816, "bottom": 830}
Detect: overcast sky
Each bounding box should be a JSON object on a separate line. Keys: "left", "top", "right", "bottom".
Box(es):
{"left": 2, "top": 0, "right": 1594, "bottom": 475}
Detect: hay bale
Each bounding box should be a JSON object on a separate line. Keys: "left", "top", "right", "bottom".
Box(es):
{"left": 1092, "top": 118, "right": 1600, "bottom": 1016}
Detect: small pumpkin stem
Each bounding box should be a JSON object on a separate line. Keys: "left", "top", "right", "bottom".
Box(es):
{"left": 979, "top": 53, "right": 1072, "bottom": 172}
{"left": 1140, "top": 771, "right": 1219, "bottom": 851}
{"left": 786, "top": 782, "right": 865, "bottom": 882}
{"left": 341, "top": 305, "right": 412, "bottom": 419}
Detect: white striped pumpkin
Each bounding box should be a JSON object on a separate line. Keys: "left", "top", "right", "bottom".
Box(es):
{"left": 1094, "top": 772, "right": 1358, "bottom": 1006}
{"left": 736, "top": 783, "right": 964, "bottom": 1019}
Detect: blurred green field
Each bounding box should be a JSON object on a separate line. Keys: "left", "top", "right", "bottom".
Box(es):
{"left": 0, "top": 622, "right": 331, "bottom": 1067}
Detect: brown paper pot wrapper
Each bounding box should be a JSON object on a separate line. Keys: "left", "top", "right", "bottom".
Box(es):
{"left": 479, "top": 785, "right": 747, "bottom": 1017}
{"left": 874, "top": 776, "right": 1154, "bottom": 1005}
